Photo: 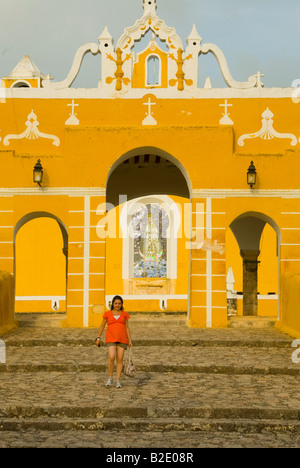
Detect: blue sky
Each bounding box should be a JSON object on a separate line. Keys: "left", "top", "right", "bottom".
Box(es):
{"left": 1, "top": 0, "right": 299, "bottom": 88}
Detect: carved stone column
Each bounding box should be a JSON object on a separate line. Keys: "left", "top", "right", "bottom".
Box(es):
{"left": 240, "top": 250, "right": 260, "bottom": 316}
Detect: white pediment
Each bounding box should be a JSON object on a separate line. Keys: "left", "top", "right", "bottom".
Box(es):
{"left": 117, "top": 0, "right": 183, "bottom": 51}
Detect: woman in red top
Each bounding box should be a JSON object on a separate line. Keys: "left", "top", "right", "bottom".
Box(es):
{"left": 96, "top": 295, "right": 132, "bottom": 388}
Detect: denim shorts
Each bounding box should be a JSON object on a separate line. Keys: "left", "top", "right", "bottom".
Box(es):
{"left": 106, "top": 342, "right": 128, "bottom": 350}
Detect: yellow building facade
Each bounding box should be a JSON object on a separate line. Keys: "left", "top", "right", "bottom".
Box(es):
{"left": 1, "top": 0, "right": 300, "bottom": 333}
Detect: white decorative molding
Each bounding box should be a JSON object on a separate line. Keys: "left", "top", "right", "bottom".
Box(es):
{"left": 15, "top": 295, "right": 66, "bottom": 301}
{"left": 200, "top": 43, "right": 263, "bottom": 89}
{"left": 142, "top": 97, "right": 157, "bottom": 125}
{"left": 117, "top": 2, "right": 183, "bottom": 52}
{"left": 3, "top": 110, "right": 60, "bottom": 147}
{"left": 0, "top": 89, "right": 6, "bottom": 103}
{"left": 204, "top": 77, "right": 212, "bottom": 89}
{"left": 219, "top": 99, "right": 233, "bottom": 125}
{"left": 8, "top": 55, "right": 47, "bottom": 80}
{"left": 42, "top": 43, "right": 100, "bottom": 90}
{"left": 0, "top": 187, "right": 106, "bottom": 197}
{"left": 2, "top": 1, "right": 270, "bottom": 94}
{"left": 238, "top": 108, "right": 297, "bottom": 147}
{"left": 192, "top": 189, "right": 300, "bottom": 199}
{"left": 65, "top": 100, "right": 79, "bottom": 125}
{"left": 0, "top": 86, "right": 295, "bottom": 99}
{"left": 143, "top": 0, "right": 157, "bottom": 15}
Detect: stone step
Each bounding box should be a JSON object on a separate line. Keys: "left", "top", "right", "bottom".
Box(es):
{"left": 1, "top": 363, "right": 299, "bottom": 376}
{"left": 5, "top": 337, "right": 292, "bottom": 348}
{"left": 0, "top": 371, "right": 299, "bottom": 411}
{"left": 1, "top": 429, "right": 300, "bottom": 448}
{"left": 1, "top": 322, "right": 299, "bottom": 448}
{"left": 1, "top": 405, "right": 299, "bottom": 420}
{"left": 1, "top": 337, "right": 297, "bottom": 374}
{"left": 1, "top": 404, "right": 300, "bottom": 436}
{"left": 15, "top": 312, "right": 188, "bottom": 328}
{"left": 228, "top": 316, "right": 277, "bottom": 328}
{"left": 15, "top": 313, "right": 67, "bottom": 328}
{"left": 1, "top": 416, "right": 300, "bottom": 434}
{"left": 0, "top": 342, "right": 298, "bottom": 375}
{"left": 4, "top": 325, "right": 292, "bottom": 348}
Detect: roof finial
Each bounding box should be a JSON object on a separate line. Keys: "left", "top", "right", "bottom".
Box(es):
{"left": 143, "top": 0, "right": 157, "bottom": 15}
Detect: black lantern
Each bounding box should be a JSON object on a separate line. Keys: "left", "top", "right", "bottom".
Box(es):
{"left": 247, "top": 161, "right": 257, "bottom": 188}
{"left": 33, "top": 159, "right": 43, "bottom": 186}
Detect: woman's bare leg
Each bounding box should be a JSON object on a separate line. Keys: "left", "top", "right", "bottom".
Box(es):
{"left": 116, "top": 346, "right": 125, "bottom": 380}
{"left": 108, "top": 345, "right": 116, "bottom": 377}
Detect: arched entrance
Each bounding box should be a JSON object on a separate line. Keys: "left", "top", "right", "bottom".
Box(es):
{"left": 14, "top": 212, "right": 68, "bottom": 314}
{"left": 105, "top": 147, "right": 192, "bottom": 313}
{"left": 227, "top": 212, "right": 280, "bottom": 318}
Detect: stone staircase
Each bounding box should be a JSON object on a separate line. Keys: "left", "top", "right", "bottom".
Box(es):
{"left": 0, "top": 314, "right": 300, "bottom": 448}
{"left": 228, "top": 316, "right": 278, "bottom": 328}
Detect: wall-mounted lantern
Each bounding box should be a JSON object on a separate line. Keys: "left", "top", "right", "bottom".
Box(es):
{"left": 247, "top": 161, "right": 257, "bottom": 189}
{"left": 33, "top": 159, "right": 43, "bottom": 186}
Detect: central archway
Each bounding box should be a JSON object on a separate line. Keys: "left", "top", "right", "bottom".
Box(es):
{"left": 105, "top": 147, "right": 192, "bottom": 313}
{"left": 106, "top": 147, "right": 192, "bottom": 207}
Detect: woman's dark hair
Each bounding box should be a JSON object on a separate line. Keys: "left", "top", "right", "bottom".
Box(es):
{"left": 111, "top": 295, "right": 124, "bottom": 310}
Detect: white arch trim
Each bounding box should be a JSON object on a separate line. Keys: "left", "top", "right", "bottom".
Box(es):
{"left": 13, "top": 211, "right": 68, "bottom": 247}
{"left": 146, "top": 54, "right": 162, "bottom": 87}
{"left": 229, "top": 210, "right": 281, "bottom": 321}
{"left": 11, "top": 80, "right": 32, "bottom": 88}
{"left": 230, "top": 211, "right": 281, "bottom": 255}
{"left": 106, "top": 146, "right": 192, "bottom": 198}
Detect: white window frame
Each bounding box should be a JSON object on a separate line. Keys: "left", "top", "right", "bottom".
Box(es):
{"left": 145, "top": 54, "right": 161, "bottom": 87}
{"left": 120, "top": 195, "right": 181, "bottom": 280}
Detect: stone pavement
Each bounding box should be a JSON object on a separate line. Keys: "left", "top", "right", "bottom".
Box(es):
{"left": 0, "top": 314, "right": 300, "bottom": 448}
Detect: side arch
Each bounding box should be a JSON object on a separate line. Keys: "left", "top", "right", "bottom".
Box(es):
{"left": 13, "top": 212, "right": 68, "bottom": 313}
{"left": 227, "top": 211, "right": 281, "bottom": 318}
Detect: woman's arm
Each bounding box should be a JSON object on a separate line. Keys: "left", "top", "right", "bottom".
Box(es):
{"left": 95, "top": 318, "right": 107, "bottom": 346}
{"left": 126, "top": 320, "right": 133, "bottom": 348}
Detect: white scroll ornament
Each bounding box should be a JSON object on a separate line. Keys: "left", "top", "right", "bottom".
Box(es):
{"left": 238, "top": 108, "right": 297, "bottom": 147}
{"left": 3, "top": 110, "right": 60, "bottom": 147}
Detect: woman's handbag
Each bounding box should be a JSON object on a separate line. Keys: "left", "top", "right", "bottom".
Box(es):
{"left": 123, "top": 348, "right": 136, "bottom": 378}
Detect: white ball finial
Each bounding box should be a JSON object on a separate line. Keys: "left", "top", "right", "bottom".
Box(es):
{"left": 143, "top": 0, "right": 157, "bottom": 15}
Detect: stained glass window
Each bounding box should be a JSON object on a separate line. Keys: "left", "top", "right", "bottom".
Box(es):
{"left": 132, "top": 204, "right": 169, "bottom": 278}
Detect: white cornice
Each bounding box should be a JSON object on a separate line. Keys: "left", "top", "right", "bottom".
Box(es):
{"left": 1, "top": 87, "right": 295, "bottom": 100}
{"left": 0, "top": 187, "right": 299, "bottom": 199}
{"left": 193, "top": 189, "right": 300, "bottom": 198}
{"left": 0, "top": 187, "right": 106, "bottom": 196}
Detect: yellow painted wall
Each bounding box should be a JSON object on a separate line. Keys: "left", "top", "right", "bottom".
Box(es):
{"left": 0, "top": 95, "right": 299, "bottom": 327}
{"left": 258, "top": 223, "right": 278, "bottom": 295}
{"left": 0, "top": 97, "right": 300, "bottom": 191}
{"left": 0, "top": 271, "right": 16, "bottom": 335}
{"left": 279, "top": 275, "right": 300, "bottom": 337}
{"left": 2, "top": 78, "right": 40, "bottom": 88}
{"left": 15, "top": 217, "right": 66, "bottom": 313}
